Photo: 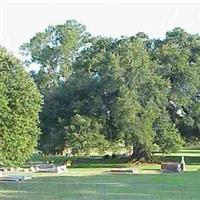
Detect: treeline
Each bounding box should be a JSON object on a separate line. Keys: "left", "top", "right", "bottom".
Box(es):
{"left": 21, "top": 20, "right": 200, "bottom": 160}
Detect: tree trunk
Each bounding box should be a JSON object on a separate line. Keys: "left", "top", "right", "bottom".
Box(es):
{"left": 132, "top": 144, "right": 151, "bottom": 162}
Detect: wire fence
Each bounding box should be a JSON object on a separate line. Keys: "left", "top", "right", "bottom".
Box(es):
{"left": 1, "top": 181, "right": 200, "bottom": 200}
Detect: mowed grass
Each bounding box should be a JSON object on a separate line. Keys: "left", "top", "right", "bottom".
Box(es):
{"left": 1, "top": 171, "right": 200, "bottom": 200}
{"left": 1, "top": 149, "right": 200, "bottom": 200}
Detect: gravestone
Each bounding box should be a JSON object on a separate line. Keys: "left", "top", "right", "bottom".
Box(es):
{"left": 0, "top": 175, "right": 32, "bottom": 182}
{"left": 161, "top": 162, "right": 182, "bottom": 172}
{"left": 33, "top": 164, "right": 67, "bottom": 173}
{"left": 110, "top": 168, "right": 138, "bottom": 174}
{"left": 161, "top": 156, "right": 186, "bottom": 173}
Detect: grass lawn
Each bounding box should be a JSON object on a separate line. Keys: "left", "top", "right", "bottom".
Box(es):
{"left": 1, "top": 149, "right": 200, "bottom": 200}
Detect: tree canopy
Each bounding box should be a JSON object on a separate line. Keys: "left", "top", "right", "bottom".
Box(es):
{"left": 0, "top": 47, "right": 42, "bottom": 165}
{"left": 21, "top": 20, "right": 200, "bottom": 160}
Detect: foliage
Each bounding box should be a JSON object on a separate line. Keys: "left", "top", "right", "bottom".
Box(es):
{"left": 154, "top": 112, "right": 184, "bottom": 153}
{"left": 0, "top": 47, "right": 42, "bottom": 166}
{"left": 21, "top": 21, "right": 200, "bottom": 160}
{"left": 66, "top": 114, "right": 109, "bottom": 155}
{"left": 20, "top": 19, "right": 91, "bottom": 93}
{"left": 149, "top": 28, "right": 200, "bottom": 140}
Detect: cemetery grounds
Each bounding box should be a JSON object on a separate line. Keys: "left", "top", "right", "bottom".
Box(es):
{"left": 1, "top": 149, "right": 200, "bottom": 200}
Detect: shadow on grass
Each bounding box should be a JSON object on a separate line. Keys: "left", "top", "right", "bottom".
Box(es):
{"left": 159, "top": 156, "right": 200, "bottom": 165}
{"left": 2, "top": 171, "right": 200, "bottom": 200}
{"left": 27, "top": 155, "right": 133, "bottom": 168}
{"left": 27, "top": 149, "right": 200, "bottom": 168}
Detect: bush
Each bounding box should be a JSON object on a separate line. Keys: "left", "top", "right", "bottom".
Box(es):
{"left": 111, "top": 154, "right": 117, "bottom": 158}
{"left": 103, "top": 154, "right": 110, "bottom": 159}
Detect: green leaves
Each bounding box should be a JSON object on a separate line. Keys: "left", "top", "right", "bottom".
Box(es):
{"left": 66, "top": 114, "right": 109, "bottom": 155}
{"left": 21, "top": 19, "right": 91, "bottom": 92}
{"left": 20, "top": 21, "right": 200, "bottom": 160}
{"left": 153, "top": 28, "right": 200, "bottom": 105}
{"left": 0, "top": 47, "right": 42, "bottom": 166}
{"left": 155, "top": 113, "right": 184, "bottom": 153}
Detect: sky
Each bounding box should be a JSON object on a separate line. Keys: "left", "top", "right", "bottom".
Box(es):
{"left": 1, "top": 0, "right": 200, "bottom": 59}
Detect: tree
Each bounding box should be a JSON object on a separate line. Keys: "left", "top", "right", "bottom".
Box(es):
{"left": 21, "top": 19, "right": 91, "bottom": 93}
{"left": 66, "top": 114, "right": 109, "bottom": 155}
{"left": 75, "top": 36, "right": 183, "bottom": 160}
{"left": 21, "top": 20, "right": 92, "bottom": 154}
{"left": 21, "top": 21, "right": 198, "bottom": 159}
{"left": 112, "top": 38, "right": 182, "bottom": 160}
{"left": 0, "top": 47, "right": 42, "bottom": 166}
{"left": 150, "top": 28, "right": 200, "bottom": 140}
{"left": 154, "top": 111, "right": 184, "bottom": 153}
